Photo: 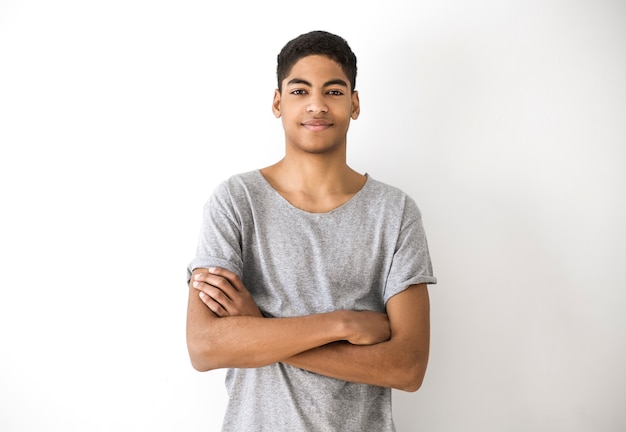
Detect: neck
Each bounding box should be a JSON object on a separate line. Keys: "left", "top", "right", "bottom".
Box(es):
{"left": 260, "top": 148, "right": 366, "bottom": 213}
{"left": 283, "top": 153, "right": 352, "bottom": 194}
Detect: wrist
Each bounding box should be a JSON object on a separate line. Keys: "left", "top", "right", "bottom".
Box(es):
{"left": 331, "top": 310, "right": 354, "bottom": 342}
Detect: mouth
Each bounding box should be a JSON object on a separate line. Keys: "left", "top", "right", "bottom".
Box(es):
{"left": 301, "top": 119, "right": 333, "bottom": 131}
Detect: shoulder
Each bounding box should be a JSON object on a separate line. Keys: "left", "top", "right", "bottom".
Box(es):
{"left": 215, "top": 170, "right": 262, "bottom": 192}
{"left": 208, "top": 170, "right": 265, "bottom": 203}
{"left": 364, "top": 176, "right": 422, "bottom": 220}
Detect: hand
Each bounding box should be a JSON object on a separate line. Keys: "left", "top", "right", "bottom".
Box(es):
{"left": 344, "top": 311, "right": 391, "bottom": 345}
{"left": 191, "top": 267, "right": 263, "bottom": 318}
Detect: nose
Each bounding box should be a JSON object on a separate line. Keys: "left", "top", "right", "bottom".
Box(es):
{"left": 306, "top": 93, "right": 328, "bottom": 114}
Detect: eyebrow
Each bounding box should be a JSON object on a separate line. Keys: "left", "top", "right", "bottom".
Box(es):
{"left": 286, "top": 78, "right": 349, "bottom": 88}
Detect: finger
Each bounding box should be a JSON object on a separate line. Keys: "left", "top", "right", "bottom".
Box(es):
{"left": 202, "top": 273, "right": 241, "bottom": 299}
{"left": 192, "top": 266, "right": 236, "bottom": 281}
{"left": 208, "top": 267, "right": 246, "bottom": 292}
{"left": 199, "top": 291, "right": 228, "bottom": 317}
{"left": 192, "top": 268, "right": 212, "bottom": 283}
{"left": 193, "top": 268, "right": 240, "bottom": 295}
{"left": 192, "top": 280, "right": 233, "bottom": 303}
{"left": 193, "top": 268, "right": 246, "bottom": 300}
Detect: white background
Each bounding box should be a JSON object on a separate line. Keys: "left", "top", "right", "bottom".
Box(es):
{"left": 1, "top": 1, "right": 624, "bottom": 431}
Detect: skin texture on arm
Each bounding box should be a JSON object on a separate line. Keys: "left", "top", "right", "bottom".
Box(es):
{"left": 191, "top": 267, "right": 430, "bottom": 392}
{"left": 285, "top": 284, "right": 430, "bottom": 392}
{"left": 186, "top": 268, "right": 391, "bottom": 372}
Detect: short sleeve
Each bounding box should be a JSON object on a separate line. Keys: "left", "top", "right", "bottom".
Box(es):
{"left": 383, "top": 197, "right": 437, "bottom": 304}
{"left": 186, "top": 182, "right": 244, "bottom": 282}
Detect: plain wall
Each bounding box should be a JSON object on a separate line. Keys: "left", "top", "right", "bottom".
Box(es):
{"left": 1, "top": 1, "right": 624, "bottom": 431}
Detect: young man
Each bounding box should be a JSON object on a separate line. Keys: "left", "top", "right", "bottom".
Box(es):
{"left": 186, "top": 30, "right": 436, "bottom": 431}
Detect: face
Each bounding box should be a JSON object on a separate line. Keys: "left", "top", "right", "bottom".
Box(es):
{"left": 272, "top": 55, "right": 360, "bottom": 156}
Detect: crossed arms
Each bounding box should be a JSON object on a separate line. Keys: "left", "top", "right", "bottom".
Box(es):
{"left": 186, "top": 267, "right": 430, "bottom": 392}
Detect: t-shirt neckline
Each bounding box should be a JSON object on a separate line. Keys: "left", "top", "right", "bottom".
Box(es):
{"left": 254, "top": 169, "right": 371, "bottom": 216}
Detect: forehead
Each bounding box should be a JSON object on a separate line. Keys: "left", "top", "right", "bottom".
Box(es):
{"left": 283, "top": 55, "right": 350, "bottom": 86}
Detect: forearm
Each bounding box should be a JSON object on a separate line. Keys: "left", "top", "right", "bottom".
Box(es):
{"left": 187, "top": 301, "right": 349, "bottom": 371}
{"left": 284, "top": 338, "right": 428, "bottom": 392}
{"left": 285, "top": 284, "right": 431, "bottom": 392}
{"left": 189, "top": 316, "right": 345, "bottom": 370}
{"left": 187, "top": 270, "right": 350, "bottom": 370}
{"left": 187, "top": 268, "right": 391, "bottom": 372}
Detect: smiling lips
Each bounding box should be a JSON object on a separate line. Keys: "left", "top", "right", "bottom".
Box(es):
{"left": 301, "top": 119, "right": 333, "bottom": 131}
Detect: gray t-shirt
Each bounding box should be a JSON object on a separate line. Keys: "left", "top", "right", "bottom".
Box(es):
{"left": 188, "top": 170, "right": 436, "bottom": 432}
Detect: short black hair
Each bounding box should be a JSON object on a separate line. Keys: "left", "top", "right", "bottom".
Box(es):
{"left": 276, "top": 30, "right": 357, "bottom": 93}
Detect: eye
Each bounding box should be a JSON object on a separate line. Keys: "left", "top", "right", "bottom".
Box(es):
{"left": 327, "top": 90, "right": 344, "bottom": 96}
{"left": 290, "top": 89, "right": 307, "bottom": 95}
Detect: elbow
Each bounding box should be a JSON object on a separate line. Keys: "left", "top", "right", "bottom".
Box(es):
{"left": 393, "top": 357, "right": 428, "bottom": 392}
{"left": 187, "top": 336, "right": 219, "bottom": 372}
{"left": 398, "top": 367, "right": 426, "bottom": 392}
{"left": 188, "top": 346, "right": 213, "bottom": 372}
{"left": 189, "top": 353, "right": 212, "bottom": 372}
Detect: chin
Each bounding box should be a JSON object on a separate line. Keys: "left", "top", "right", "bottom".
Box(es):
{"left": 292, "top": 138, "right": 344, "bottom": 155}
{"left": 299, "top": 144, "right": 342, "bottom": 155}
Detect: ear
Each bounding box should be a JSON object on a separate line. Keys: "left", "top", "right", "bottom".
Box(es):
{"left": 351, "top": 91, "right": 360, "bottom": 120}
{"left": 272, "top": 89, "right": 281, "bottom": 118}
